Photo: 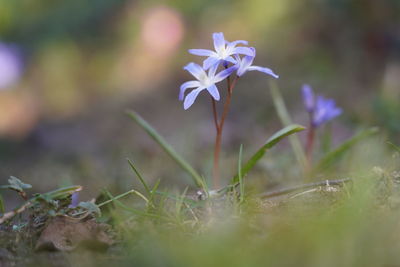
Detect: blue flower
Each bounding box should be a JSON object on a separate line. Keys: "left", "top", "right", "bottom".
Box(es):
{"left": 179, "top": 62, "right": 235, "bottom": 110}
{"left": 234, "top": 47, "right": 279, "bottom": 78}
{"left": 68, "top": 192, "right": 80, "bottom": 208}
{"left": 301, "top": 84, "right": 342, "bottom": 127}
{"left": 313, "top": 96, "right": 342, "bottom": 126}
{"left": 0, "top": 42, "right": 23, "bottom": 89}
{"left": 189, "top": 32, "right": 254, "bottom": 70}
{"left": 301, "top": 84, "right": 314, "bottom": 112}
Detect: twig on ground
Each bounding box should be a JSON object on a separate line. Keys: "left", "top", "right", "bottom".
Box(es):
{"left": 260, "top": 178, "right": 352, "bottom": 199}
{"left": 0, "top": 201, "right": 32, "bottom": 224}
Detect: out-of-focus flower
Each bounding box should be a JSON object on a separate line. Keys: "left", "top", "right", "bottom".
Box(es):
{"left": 189, "top": 32, "right": 254, "bottom": 70}
{"left": 0, "top": 91, "right": 38, "bottom": 139}
{"left": 114, "top": 5, "right": 184, "bottom": 93}
{"left": 313, "top": 96, "right": 342, "bottom": 126}
{"left": 141, "top": 6, "right": 184, "bottom": 56}
{"left": 302, "top": 84, "right": 342, "bottom": 127}
{"left": 180, "top": 62, "right": 235, "bottom": 110}
{"left": 68, "top": 192, "right": 80, "bottom": 208}
{"left": 234, "top": 47, "right": 278, "bottom": 78}
{"left": 301, "top": 84, "right": 314, "bottom": 112}
{"left": 0, "top": 43, "right": 23, "bottom": 89}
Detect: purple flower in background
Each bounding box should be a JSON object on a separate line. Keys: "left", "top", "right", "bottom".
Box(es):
{"left": 189, "top": 32, "right": 254, "bottom": 70}
{"left": 234, "top": 47, "right": 279, "bottom": 78}
{"left": 301, "top": 84, "right": 314, "bottom": 112}
{"left": 0, "top": 43, "right": 23, "bottom": 89}
{"left": 301, "top": 84, "right": 342, "bottom": 127}
{"left": 179, "top": 62, "right": 235, "bottom": 110}
{"left": 68, "top": 192, "right": 80, "bottom": 208}
{"left": 313, "top": 96, "right": 342, "bottom": 126}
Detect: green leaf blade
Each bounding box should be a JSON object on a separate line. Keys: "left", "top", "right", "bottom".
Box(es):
{"left": 269, "top": 80, "right": 308, "bottom": 170}
{"left": 126, "top": 110, "right": 204, "bottom": 188}
{"left": 127, "top": 159, "right": 152, "bottom": 196}
{"left": 232, "top": 124, "right": 305, "bottom": 183}
{"left": 387, "top": 141, "right": 400, "bottom": 153}
{"left": 0, "top": 194, "right": 4, "bottom": 214}
{"left": 315, "top": 127, "right": 379, "bottom": 171}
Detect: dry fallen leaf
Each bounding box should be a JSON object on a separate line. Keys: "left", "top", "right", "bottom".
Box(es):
{"left": 35, "top": 216, "right": 114, "bottom": 252}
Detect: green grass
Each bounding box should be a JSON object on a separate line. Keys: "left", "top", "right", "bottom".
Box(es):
{"left": 78, "top": 141, "right": 399, "bottom": 267}
{"left": 100, "top": 170, "right": 400, "bottom": 267}
{"left": 78, "top": 111, "right": 398, "bottom": 267}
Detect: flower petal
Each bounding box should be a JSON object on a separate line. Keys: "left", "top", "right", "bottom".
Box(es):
{"left": 328, "top": 107, "right": 342, "bottom": 120}
{"left": 233, "top": 46, "right": 255, "bottom": 57}
{"left": 213, "top": 32, "right": 226, "bottom": 54}
{"left": 68, "top": 192, "right": 80, "bottom": 208}
{"left": 224, "top": 56, "right": 237, "bottom": 65}
{"left": 236, "top": 54, "right": 255, "bottom": 76}
{"left": 188, "top": 49, "right": 216, "bottom": 57}
{"left": 227, "top": 40, "right": 248, "bottom": 48}
{"left": 183, "top": 88, "right": 203, "bottom": 110}
{"left": 247, "top": 66, "right": 279, "bottom": 78}
{"left": 313, "top": 96, "right": 342, "bottom": 126}
{"left": 301, "top": 84, "right": 314, "bottom": 112}
{"left": 179, "top": 80, "right": 200, "bottom": 100}
{"left": 214, "top": 65, "right": 236, "bottom": 83}
{"left": 183, "top": 62, "right": 206, "bottom": 80}
{"left": 203, "top": 56, "right": 220, "bottom": 70}
{"left": 208, "top": 62, "right": 219, "bottom": 78}
{"left": 206, "top": 84, "right": 220, "bottom": 101}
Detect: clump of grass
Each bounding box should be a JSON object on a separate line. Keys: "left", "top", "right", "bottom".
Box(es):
{"left": 98, "top": 152, "right": 400, "bottom": 267}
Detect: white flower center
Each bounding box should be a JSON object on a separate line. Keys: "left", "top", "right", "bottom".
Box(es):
{"left": 218, "top": 45, "right": 231, "bottom": 59}
{"left": 199, "top": 73, "right": 212, "bottom": 87}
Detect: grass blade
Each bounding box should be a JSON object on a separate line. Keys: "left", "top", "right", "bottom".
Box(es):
{"left": 42, "top": 185, "right": 82, "bottom": 200}
{"left": 97, "top": 189, "right": 148, "bottom": 208}
{"left": 0, "top": 194, "right": 4, "bottom": 214}
{"left": 149, "top": 179, "right": 161, "bottom": 203}
{"left": 269, "top": 80, "right": 308, "bottom": 170}
{"left": 102, "top": 189, "right": 161, "bottom": 218}
{"left": 126, "top": 110, "right": 204, "bottom": 188}
{"left": 315, "top": 127, "right": 379, "bottom": 171}
{"left": 232, "top": 124, "right": 305, "bottom": 183}
{"left": 387, "top": 141, "right": 400, "bottom": 153}
{"left": 127, "top": 159, "right": 152, "bottom": 196}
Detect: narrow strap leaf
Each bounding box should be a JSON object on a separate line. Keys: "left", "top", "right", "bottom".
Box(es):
{"left": 269, "top": 80, "right": 308, "bottom": 170}
{"left": 126, "top": 110, "right": 204, "bottom": 188}
{"left": 315, "top": 127, "right": 379, "bottom": 171}
{"left": 232, "top": 124, "right": 305, "bottom": 183}
{"left": 127, "top": 159, "right": 152, "bottom": 196}
{"left": 387, "top": 141, "right": 400, "bottom": 153}
{"left": 0, "top": 194, "right": 4, "bottom": 214}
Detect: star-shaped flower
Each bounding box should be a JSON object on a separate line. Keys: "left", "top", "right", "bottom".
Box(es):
{"left": 301, "top": 84, "right": 342, "bottom": 127}
{"left": 189, "top": 32, "right": 254, "bottom": 70}
{"left": 179, "top": 62, "right": 235, "bottom": 110}
{"left": 234, "top": 47, "right": 279, "bottom": 78}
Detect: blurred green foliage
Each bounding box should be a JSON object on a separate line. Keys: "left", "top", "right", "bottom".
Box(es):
{"left": 0, "top": 0, "right": 126, "bottom": 45}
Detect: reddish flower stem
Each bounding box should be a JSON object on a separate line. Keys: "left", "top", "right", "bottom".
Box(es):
{"left": 211, "top": 75, "right": 239, "bottom": 189}
{"left": 211, "top": 97, "right": 219, "bottom": 131}
{"left": 305, "top": 116, "right": 315, "bottom": 171}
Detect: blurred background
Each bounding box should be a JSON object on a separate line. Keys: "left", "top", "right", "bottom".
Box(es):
{"left": 0, "top": 0, "right": 399, "bottom": 202}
